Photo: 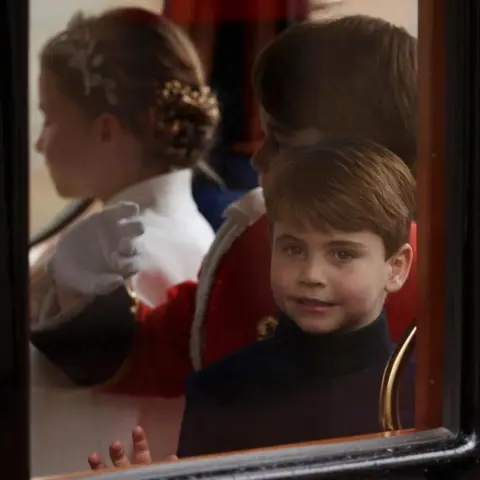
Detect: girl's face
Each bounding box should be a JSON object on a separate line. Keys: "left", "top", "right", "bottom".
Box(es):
{"left": 251, "top": 109, "right": 321, "bottom": 189}
{"left": 36, "top": 70, "right": 142, "bottom": 200}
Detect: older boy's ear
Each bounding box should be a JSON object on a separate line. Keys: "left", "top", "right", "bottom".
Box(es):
{"left": 385, "top": 243, "right": 413, "bottom": 293}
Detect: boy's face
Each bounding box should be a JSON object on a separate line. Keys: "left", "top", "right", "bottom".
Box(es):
{"left": 270, "top": 221, "right": 412, "bottom": 334}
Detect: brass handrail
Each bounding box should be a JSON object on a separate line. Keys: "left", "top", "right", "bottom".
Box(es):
{"left": 379, "top": 320, "right": 417, "bottom": 431}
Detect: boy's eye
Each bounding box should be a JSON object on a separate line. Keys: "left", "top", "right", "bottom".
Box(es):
{"left": 284, "top": 245, "right": 304, "bottom": 257}
{"left": 332, "top": 250, "right": 355, "bottom": 262}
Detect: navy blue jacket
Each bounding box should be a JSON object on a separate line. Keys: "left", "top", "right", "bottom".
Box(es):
{"left": 177, "top": 312, "right": 414, "bottom": 457}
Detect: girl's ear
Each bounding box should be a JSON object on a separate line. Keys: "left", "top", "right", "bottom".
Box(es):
{"left": 93, "top": 113, "right": 125, "bottom": 144}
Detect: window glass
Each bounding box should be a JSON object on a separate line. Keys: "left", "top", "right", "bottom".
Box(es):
{"left": 28, "top": 2, "right": 433, "bottom": 480}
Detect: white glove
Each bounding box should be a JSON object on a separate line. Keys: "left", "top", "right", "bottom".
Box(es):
{"left": 47, "top": 201, "right": 145, "bottom": 296}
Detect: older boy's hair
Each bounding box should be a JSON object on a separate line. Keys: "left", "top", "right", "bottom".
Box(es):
{"left": 253, "top": 15, "right": 417, "bottom": 173}
{"left": 264, "top": 135, "right": 416, "bottom": 258}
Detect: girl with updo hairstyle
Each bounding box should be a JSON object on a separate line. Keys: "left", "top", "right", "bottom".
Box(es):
{"left": 30, "top": 7, "right": 219, "bottom": 476}
{"left": 35, "top": 7, "right": 220, "bottom": 309}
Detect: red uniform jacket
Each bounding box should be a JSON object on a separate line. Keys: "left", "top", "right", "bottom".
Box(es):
{"left": 108, "top": 189, "right": 418, "bottom": 397}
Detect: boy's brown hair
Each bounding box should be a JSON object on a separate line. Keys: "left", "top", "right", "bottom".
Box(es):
{"left": 253, "top": 15, "right": 417, "bottom": 172}
{"left": 40, "top": 7, "right": 220, "bottom": 170}
{"left": 264, "top": 135, "right": 416, "bottom": 258}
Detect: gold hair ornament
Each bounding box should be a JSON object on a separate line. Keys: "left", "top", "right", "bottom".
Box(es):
{"left": 152, "top": 79, "right": 220, "bottom": 158}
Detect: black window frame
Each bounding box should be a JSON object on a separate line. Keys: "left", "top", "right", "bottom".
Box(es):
{"left": 2, "top": 0, "right": 480, "bottom": 478}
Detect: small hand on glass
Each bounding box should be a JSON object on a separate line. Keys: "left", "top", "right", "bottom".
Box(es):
{"left": 88, "top": 426, "right": 178, "bottom": 470}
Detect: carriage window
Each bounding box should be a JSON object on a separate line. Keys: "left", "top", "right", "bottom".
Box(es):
{"left": 27, "top": 0, "right": 471, "bottom": 479}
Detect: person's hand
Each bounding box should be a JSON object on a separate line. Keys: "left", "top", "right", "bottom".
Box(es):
{"left": 88, "top": 426, "right": 178, "bottom": 470}
{"left": 48, "top": 202, "right": 145, "bottom": 296}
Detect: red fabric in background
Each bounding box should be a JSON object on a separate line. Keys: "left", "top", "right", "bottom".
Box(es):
{"left": 164, "top": 0, "right": 310, "bottom": 23}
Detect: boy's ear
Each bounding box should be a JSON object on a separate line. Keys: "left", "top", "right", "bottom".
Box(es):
{"left": 385, "top": 243, "right": 413, "bottom": 293}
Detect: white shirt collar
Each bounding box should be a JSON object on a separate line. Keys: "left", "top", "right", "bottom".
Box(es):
{"left": 106, "top": 169, "right": 197, "bottom": 215}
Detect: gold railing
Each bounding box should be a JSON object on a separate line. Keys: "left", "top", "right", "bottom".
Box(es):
{"left": 379, "top": 321, "right": 417, "bottom": 431}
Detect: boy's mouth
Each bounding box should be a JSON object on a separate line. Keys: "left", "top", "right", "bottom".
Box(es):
{"left": 293, "top": 297, "right": 336, "bottom": 312}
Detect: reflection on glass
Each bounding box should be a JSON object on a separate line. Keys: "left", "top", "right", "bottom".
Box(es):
{"left": 28, "top": 1, "right": 420, "bottom": 478}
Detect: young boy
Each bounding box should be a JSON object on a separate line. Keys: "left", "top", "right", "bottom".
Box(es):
{"left": 91, "top": 134, "right": 416, "bottom": 467}
{"left": 176, "top": 135, "right": 416, "bottom": 457}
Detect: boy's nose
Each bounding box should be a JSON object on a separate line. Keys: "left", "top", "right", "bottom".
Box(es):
{"left": 298, "top": 260, "right": 327, "bottom": 287}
